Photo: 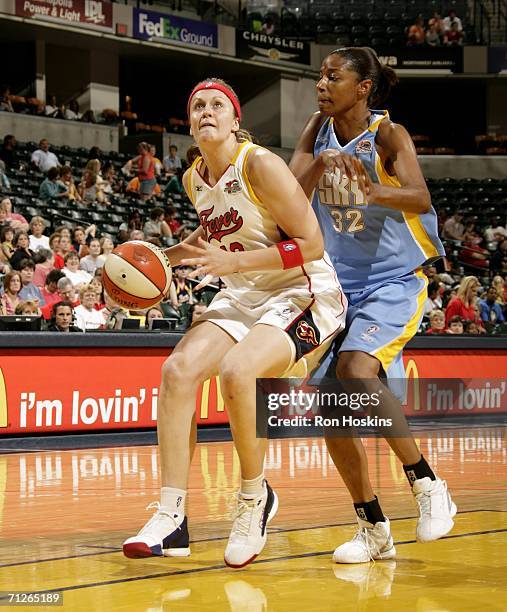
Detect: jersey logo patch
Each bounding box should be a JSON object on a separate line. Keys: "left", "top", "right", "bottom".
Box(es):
{"left": 356, "top": 139, "right": 373, "bottom": 154}
{"left": 196, "top": 185, "right": 203, "bottom": 192}
{"left": 296, "top": 320, "right": 319, "bottom": 347}
{"left": 199, "top": 205, "right": 244, "bottom": 242}
{"left": 224, "top": 179, "right": 242, "bottom": 194}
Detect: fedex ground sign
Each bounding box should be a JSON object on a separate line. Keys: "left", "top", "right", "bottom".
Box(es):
{"left": 133, "top": 8, "right": 217, "bottom": 48}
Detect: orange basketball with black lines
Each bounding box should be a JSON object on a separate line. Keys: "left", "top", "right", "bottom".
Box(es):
{"left": 103, "top": 241, "right": 172, "bottom": 310}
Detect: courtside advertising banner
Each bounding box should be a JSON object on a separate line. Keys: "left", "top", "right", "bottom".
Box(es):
{"left": 236, "top": 29, "right": 311, "bottom": 65}
{"left": 0, "top": 348, "right": 505, "bottom": 435}
{"left": 133, "top": 8, "right": 218, "bottom": 49}
{"left": 15, "top": 0, "right": 113, "bottom": 30}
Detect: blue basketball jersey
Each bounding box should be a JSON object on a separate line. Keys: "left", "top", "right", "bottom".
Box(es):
{"left": 312, "top": 111, "right": 445, "bottom": 293}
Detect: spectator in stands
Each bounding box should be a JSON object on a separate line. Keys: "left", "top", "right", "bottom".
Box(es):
{"left": 423, "top": 281, "right": 443, "bottom": 317}
{"left": 63, "top": 252, "right": 92, "bottom": 287}
{"left": 39, "top": 167, "right": 68, "bottom": 201}
{"left": 143, "top": 207, "right": 173, "bottom": 244}
{"left": 58, "top": 166, "right": 82, "bottom": 201}
{"left": 145, "top": 306, "right": 164, "bottom": 329}
{"left": 484, "top": 224, "right": 507, "bottom": 245}
{"left": 425, "top": 309, "right": 446, "bottom": 334}
{"left": 1, "top": 225, "right": 14, "bottom": 260}
{"left": 33, "top": 248, "right": 55, "bottom": 288}
{"left": 479, "top": 286, "right": 505, "bottom": 326}
{"left": 0, "top": 85, "right": 14, "bottom": 112}
{"left": 0, "top": 135, "right": 17, "bottom": 170}
{"left": 165, "top": 206, "right": 185, "bottom": 238}
{"left": 40, "top": 269, "right": 65, "bottom": 309}
{"left": 101, "top": 162, "right": 121, "bottom": 195}
{"left": 164, "top": 168, "right": 184, "bottom": 196}
{"left": 15, "top": 300, "right": 39, "bottom": 315}
{"left": 1, "top": 197, "right": 28, "bottom": 231}
{"left": 47, "top": 301, "right": 81, "bottom": 332}
{"left": 130, "top": 229, "right": 144, "bottom": 241}
{"left": 190, "top": 302, "right": 207, "bottom": 324}
{"left": 18, "top": 258, "right": 45, "bottom": 306}
{"left": 119, "top": 210, "right": 143, "bottom": 242}
{"left": 89, "top": 276, "right": 105, "bottom": 309}
{"left": 428, "top": 12, "right": 445, "bottom": 37}
{"left": 40, "top": 276, "right": 79, "bottom": 320}
{"left": 87, "top": 147, "right": 102, "bottom": 163}
{"left": 150, "top": 145, "right": 163, "bottom": 176}
{"left": 445, "top": 276, "right": 482, "bottom": 327}
{"left": 80, "top": 238, "right": 104, "bottom": 275}
{"left": 442, "top": 210, "right": 465, "bottom": 240}
{"left": 173, "top": 266, "right": 194, "bottom": 305}
{"left": 443, "top": 10, "right": 463, "bottom": 32}
{"left": 464, "top": 320, "right": 481, "bottom": 334}
{"left": 45, "top": 94, "right": 64, "bottom": 118}
{"left": 492, "top": 275, "right": 507, "bottom": 304}
{"left": 444, "top": 22, "right": 464, "bottom": 46}
{"left": 490, "top": 239, "right": 507, "bottom": 274}
{"left": 98, "top": 236, "right": 114, "bottom": 263}
{"left": 134, "top": 142, "right": 156, "bottom": 201}
{"left": 261, "top": 16, "right": 275, "bottom": 35}
{"left": 79, "top": 170, "right": 106, "bottom": 204}
{"left": 0, "top": 159, "right": 10, "bottom": 191}
{"left": 49, "top": 233, "right": 65, "bottom": 268}
{"left": 72, "top": 225, "right": 92, "bottom": 256}
{"left": 64, "top": 100, "right": 82, "bottom": 121}
{"left": 163, "top": 145, "right": 182, "bottom": 176}
{"left": 407, "top": 17, "right": 425, "bottom": 46}
{"left": 31, "top": 139, "right": 60, "bottom": 173}
{"left": 426, "top": 23, "right": 441, "bottom": 46}
{"left": 10, "top": 231, "right": 35, "bottom": 270}
{"left": 74, "top": 284, "right": 105, "bottom": 331}
{"left": 0, "top": 271, "right": 21, "bottom": 314}
{"left": 100, "top": 292, "right": 129, "bottom": 330}
{"left": 446, "top": 316, "right": 464, "bottom": 334}
{"left": 29, "top": 216, "right": 50, "bottom": 251}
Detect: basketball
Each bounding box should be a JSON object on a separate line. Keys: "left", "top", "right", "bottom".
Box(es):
{"left": 102, "top": 241, "right": 172, "bottom": 310}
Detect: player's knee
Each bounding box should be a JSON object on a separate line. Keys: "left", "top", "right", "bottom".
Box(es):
{"left": 161, "top": 353, "right": 198, "bottom": 390}
{"left": 219, "top": 359, "right": 251, "bottom": 398}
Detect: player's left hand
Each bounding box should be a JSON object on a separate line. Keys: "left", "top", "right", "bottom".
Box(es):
{"left": 180, "top": 238, "right": 240, "bottom": 284}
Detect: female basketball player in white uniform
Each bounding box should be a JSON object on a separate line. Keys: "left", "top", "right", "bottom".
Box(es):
{"left": 290, "top": 48, "right": 456, "bottom": 563}
{"left": 123, "top": 79, "right": 347, "bottom": 568}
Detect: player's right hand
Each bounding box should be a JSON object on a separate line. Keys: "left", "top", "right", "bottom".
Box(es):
{"left": 318, "top": 149, "right": 368, "bottom": 195}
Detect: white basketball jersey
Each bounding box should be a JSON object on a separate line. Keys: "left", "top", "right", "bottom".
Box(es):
{"left": 188, "top": 141, "right": 343, "bottom": 306}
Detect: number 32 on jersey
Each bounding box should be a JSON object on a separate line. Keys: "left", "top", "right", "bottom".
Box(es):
{"left": 317, "top": 172, "right": 366, "bottom": 234}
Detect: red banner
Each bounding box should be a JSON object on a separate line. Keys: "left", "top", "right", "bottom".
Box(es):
{"left": 15, "top": 0, "right": 112, "bottom": 30}
{"left": 0, "top": 348, "right": 505, "bottom": 435}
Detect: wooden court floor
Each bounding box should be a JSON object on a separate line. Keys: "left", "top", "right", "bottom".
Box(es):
{"left": 0, "top": 425, "right": 505, "bottom": 611}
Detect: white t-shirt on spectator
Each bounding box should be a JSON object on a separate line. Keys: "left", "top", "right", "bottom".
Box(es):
{"left": 443, "top": 15, "right": 462, "bottom": 31}
{"left": 63, "top": 267, "right": 93, "bottom": 287}
{"left": 423, "top": 296, "right": 443, "bottom": 317}
{"left": 484, "top": 226, "right": 507, "bottom": 242}
{"left": 29, "top": 235, "right": 50, "bottom": 252}
{"left": 80, "top": 255, "right": 104, "bottom": 274}
{"left": 31, "top": 149, "right": 60, "bottom": 173}
{"left": 74, "top": 305, "right": 105, "bottom": 331}
{"left": 65, "top": 109, "right": 82, "bottom": 120}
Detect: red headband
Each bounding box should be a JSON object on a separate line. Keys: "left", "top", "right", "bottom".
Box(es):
{"left": 187, "top": 81, "right": 241, "bottom": 121}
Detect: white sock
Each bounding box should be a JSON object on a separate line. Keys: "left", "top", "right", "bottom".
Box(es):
{"left": 240, "top": 473, "right": 265, "bottom": 498}
{"left": 161, "top": 486, "right": 186, "bottom": 514}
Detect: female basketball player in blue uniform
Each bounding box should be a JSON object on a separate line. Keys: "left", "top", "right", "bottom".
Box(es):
{"left": 290, "top": 47, "right": 456, "bottom": 563}
{"left": 123, "top": 79, "right": 346, "bottom": 567}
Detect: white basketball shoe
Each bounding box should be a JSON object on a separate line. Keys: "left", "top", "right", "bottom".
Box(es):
{"left": 122, "top": 502, "right": 190, "bottom": 558}
{"left": 413, "top": 477, "right": 457, "bottom": 542}
{"left": 224, "top": 480, "right": 278, "bottom": 569}
{"left": 333, "top": 517, "right": 396, "bottom": 564}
